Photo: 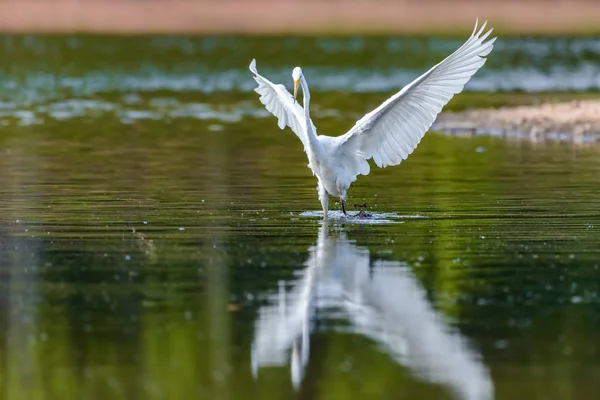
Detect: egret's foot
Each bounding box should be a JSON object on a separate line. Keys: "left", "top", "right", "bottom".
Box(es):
{"left": 353, "top": 203, "right": 372, "bottom": 219}
{"left": 356, "top": 209, "right": 372, "bottom": 218}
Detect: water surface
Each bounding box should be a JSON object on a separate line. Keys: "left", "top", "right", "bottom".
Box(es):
{"left": 0, "top": 35, "right": 600, "bottom": 400}
{"left": 1, "top": 35, "right": 600, "bottom": 127}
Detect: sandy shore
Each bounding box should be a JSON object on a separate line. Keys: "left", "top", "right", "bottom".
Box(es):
{"left": 1, "top": 0, "right": 600, "bottom": 34}
{"left": 436, "top": 100, "right": 600, "bottom": 143}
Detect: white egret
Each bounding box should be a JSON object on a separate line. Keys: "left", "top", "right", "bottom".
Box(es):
{"left": 250, "top": 20, "right": 495, "bottom": 219}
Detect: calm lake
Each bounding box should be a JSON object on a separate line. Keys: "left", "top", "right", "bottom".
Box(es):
{"left": 0, "top": 35, "right": 599, "bottom": 400}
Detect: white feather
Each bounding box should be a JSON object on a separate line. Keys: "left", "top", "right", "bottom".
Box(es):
{"left": 336, "top": 19, "right": 496, "bottom": 173}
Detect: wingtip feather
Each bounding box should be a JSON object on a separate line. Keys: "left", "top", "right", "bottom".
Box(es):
{"left": 480, "top": 27, "right": 494, "bottom": 42}
{"left": 249, "top": 58, "right": 257, "bottom": 74}
{"left": 475, "top": 20, "right": 488, "bottom": 37}
{"left": 472, "top": 18, "right": 479, "bottom": 36}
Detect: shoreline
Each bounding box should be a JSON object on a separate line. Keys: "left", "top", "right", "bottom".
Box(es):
{"left": 436, "top": 99, "right": 600, "bottom": 144}
{"left": 1, "top": 1, "right": 600, "bottom": 35}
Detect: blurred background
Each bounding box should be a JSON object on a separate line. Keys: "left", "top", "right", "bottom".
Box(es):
{"left": 0, "top": 1, "right": 599, "bottom": 400}
{"left": 2, "top": 0, "right": 600, "bottom": 35}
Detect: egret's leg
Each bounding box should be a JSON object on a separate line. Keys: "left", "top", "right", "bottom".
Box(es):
{"left": 341, "top": 199, "right": 347, "bottom": 216}
{"left": 317, "top": 181, "right": 329, "bottom": 219}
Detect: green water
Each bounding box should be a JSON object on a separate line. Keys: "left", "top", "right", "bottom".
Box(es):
{"left": 1, "top": 35, "right": 600, "bottom": 400}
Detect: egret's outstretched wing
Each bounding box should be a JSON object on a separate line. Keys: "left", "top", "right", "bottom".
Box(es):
{"left": 336, "top": 20, "right": 495, "bottom": 172}
{"left": 249, "top": 59, "right": 310, "bottom": 149}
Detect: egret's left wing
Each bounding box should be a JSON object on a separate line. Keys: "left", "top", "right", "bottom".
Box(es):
{"left": 336, "top": 20, "right": 495, "bottom": 172}
{"left": 249, "top": 59, "right": 310, "bottom": 149}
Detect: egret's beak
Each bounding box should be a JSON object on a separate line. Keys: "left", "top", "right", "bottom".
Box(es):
{"left": 293, "top": 79, "right": 299, "bottom": 104}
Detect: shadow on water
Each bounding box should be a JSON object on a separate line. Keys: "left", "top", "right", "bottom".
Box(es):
{"left": 252, "top": 222, "right": 493, "bottom": 400}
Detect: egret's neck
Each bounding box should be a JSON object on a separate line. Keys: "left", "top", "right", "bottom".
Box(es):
{"left": 300, "top": 75, "right": 320, "bottom": 152}
{"left": 300, "top": 75, "right": 311, "bottom": 115}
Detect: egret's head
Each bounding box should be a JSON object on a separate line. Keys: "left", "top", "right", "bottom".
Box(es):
{"left": 292, "top": 67, "right": 302, "bottom": 103}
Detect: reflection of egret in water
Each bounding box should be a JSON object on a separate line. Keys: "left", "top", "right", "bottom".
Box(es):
{"left": 251, "top": 223, "right": 493, "bottom": 400}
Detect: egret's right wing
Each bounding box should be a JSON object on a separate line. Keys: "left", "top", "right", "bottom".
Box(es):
{"left": 336, "top": 20, "right": 495, "bottom": 172}
{"left": 249, "top": 59, "right": 310, "bottom": 149}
